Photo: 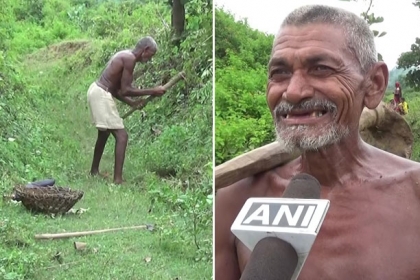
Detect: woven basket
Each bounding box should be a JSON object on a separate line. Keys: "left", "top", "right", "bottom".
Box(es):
{"left": 13, "top": 185, "right": 84, "bottom": 214}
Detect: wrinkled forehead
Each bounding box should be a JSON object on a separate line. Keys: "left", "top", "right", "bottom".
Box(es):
{"left": 270, "top": 24, "right": 352, "bottom": 64}
{"left": 273, "top": 23, "right": 347, "bottom": 50}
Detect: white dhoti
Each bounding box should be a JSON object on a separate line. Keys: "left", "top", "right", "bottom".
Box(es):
{"left": 87, "top": 82, "right": 124, "bottom": 131}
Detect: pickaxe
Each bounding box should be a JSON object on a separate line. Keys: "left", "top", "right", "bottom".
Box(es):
{"left": 122, "top": 71, "right": 186, "bottom": 119}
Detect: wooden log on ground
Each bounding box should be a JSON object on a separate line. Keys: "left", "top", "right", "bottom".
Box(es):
{"left": 122, "top": 71, "right": 186, "bottom": 119}
{"left": 35, "top": 225, "right": 149, "bottom": 240}
{"left": 215, "top": 101, "right": 413, "bottom": 191}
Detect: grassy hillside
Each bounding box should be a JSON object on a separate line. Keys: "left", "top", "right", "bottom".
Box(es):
{"left": 0, "top": 0, "right": 212, "bottom": 279}
{"left": 214, "top": 8, "right": 274, "bottom": 165}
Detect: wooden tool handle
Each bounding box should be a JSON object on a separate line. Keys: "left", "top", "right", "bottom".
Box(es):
{"left": 122, "top": 71, "right": 185, "bottom": 119}
{"left": 215, "top": 142, "right": 301, "bottom": 191}
{"left": 162, "top": 71, "right": 186, "bottom": 90}
{"left": 34, "top": 225, "right": 148, "bottom": 240}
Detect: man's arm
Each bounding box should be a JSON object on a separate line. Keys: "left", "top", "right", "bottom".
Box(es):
{"left": 215, "top": 186, "right": 244, "bottom": 280}
{"left": 120, "top": 58, "right": 161, "bottom": 97}
{"left": 114, "top": 91, "right": 136, "bottom": 107}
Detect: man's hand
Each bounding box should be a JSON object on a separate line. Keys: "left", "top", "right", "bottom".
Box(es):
{"left": 152, "top": 86, "right": 166, "bottom": 97}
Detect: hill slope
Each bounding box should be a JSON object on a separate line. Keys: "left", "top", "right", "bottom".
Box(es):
{"left": 0, "top": 1, "right": 212, "bottom": 279}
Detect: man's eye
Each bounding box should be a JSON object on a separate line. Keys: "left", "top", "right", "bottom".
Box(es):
{"left": 314, "top": 65, "right": 332, "bottom": 71}
{"left": 311, "top": 65, "right": 334, "bottom": 76}
{"left": 269, "top": 69, "right": 291, "bottom": 80}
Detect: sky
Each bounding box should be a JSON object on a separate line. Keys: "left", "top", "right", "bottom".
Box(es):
{"left": 214, "top": 0, "right": 420, "bottom": 69}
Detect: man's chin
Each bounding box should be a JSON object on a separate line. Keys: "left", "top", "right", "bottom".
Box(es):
{"left": 276, "top": 136, "right": 327, "bottom": 152}
{"left": 275, "top": 126, "right": 349, "bottom": 152}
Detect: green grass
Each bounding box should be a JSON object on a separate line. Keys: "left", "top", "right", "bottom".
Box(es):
{"left": 0, "top": 40, "right": 212, "bottom": 280}
{"left": 2, "top": 179, "right": 207, "bottom": 280}
{"left": 402, "top": 91, "right": 420, "bottom": 161}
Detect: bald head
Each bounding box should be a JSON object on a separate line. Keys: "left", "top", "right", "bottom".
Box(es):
{"left": 135, "top": 36, "right": 158, "bottom": 53}
{"left": 278, "top": 5, "right": 377, "bottom": 74}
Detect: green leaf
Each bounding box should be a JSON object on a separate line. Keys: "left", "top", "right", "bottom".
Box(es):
{"left": 379, "top": 31, "right": 387, "bottom": 37}
{"left": 375, "top": 16, "right": 384, "bottom": 23}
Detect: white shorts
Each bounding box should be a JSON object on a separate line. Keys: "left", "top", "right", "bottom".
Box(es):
{"left": 87, "top": 82, "right": 124, "bottom": 131}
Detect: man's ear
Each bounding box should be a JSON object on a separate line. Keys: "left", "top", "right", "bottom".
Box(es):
{"left": 363, "top": 62, "right": 389, "bottom": 109}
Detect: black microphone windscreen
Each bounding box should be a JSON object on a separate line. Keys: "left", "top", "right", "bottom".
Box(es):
{"left": 240, "top": 237, "right": 298, "bottom": 280}
{"left": 282, "top": 173, "right": 321, "bottom": 199}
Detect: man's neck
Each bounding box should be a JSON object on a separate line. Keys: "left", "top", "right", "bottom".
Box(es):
{"left": 296, "top": 135, "right": 370, "bottom": 187}
{"left": 131, "top": 49, "right": 141, "bottom": 61}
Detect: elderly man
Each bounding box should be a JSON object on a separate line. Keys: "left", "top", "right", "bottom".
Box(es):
{"left": 215, "top": 5, "right": 420, "bottom": 280}
{"left": 87, "top": 36, "right": 165, "bottom": 184}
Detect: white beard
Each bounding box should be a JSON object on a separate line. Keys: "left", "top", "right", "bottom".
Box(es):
{"left": 275, "top": 122, "right": 350, "bottom": 152}
{"left": 273, "top": 99, "right": 350, "bottom": 152}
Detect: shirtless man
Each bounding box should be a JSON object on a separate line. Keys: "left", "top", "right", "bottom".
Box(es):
{"left": 215, "top": 5, "right": 420, "bottom": 280}
{"left": 87, "top": 36, "right": 165, "bottom": 184}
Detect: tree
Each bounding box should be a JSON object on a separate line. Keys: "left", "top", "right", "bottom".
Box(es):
{"left": 340, "top": 0, "right": 386, "bottom": 61}
{"left": 169, "top": 0, "right": 185, "bottom": 40}
{"left": 397, "top": 38, "right": 420, "bottom": 90}
{"left": 396, "top": 1, "right": 420, "bottom": 90}
{"left": 168, "top": 0, "right": 212, "bottom": 45}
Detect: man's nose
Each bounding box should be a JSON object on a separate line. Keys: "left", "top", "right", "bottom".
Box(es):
{"left": 283, "top": 71, "right": 314, "bottom": 104}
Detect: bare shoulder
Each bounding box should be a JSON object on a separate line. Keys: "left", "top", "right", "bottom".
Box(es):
{"left": 370, "top": 145, "right": 420, "bottom": 174}
{"left": 215, "top": 167, "right": 287, "bottom": 236}
{"left": 113, "top": 50, "right": 134, "bottom": 58}
{"left": 369, "top": 145, "right": 420, "bottom": 190}
{"left": 216, "top": 175, "right": 261, "bottom": 222}
{"left": 215, "top": 170, "right": 277, "bottom": 280}
{"left": 110, "top": 50, "right": 134, "bottom": 66}
{"left": 216, "top": 159, "right": 295, "bottom": 207}
{"left": 396, "top": 156, "right": 420, "bottom": 187}
{"left": 216, "top": 168, "right": 281, "bottom": 208}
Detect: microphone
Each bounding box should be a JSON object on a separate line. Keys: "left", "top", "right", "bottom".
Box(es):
{"left": 231, "top": 173, "right": 330, "bottom": 280}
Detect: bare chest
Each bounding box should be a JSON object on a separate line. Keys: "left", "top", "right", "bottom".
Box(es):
{"left": 237, "top": 198, "right": 420, "bottom": 279}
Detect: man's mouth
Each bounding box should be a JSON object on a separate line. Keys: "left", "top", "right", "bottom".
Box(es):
{"left": 274, "top": 99, "right": 337, "bottom": 126}
{"left": 281, "top": 109, "right": 329, "bottom": 119}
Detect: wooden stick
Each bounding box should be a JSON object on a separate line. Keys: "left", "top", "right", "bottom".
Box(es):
{"left": 35, "top": 225, "right": 148, "bottom": 240}
{"left": 215, "top": 143, "right": 301, "bottom": 191}
{"left": 122, "top": 71, "right": 185, "bottom": 119}
{"left": 38, "top": 260, "right": 85, "bottom": 271}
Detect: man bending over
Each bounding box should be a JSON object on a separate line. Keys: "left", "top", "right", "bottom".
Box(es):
{"left": 87, "top": 36, "right": 165, "bottom": 184}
